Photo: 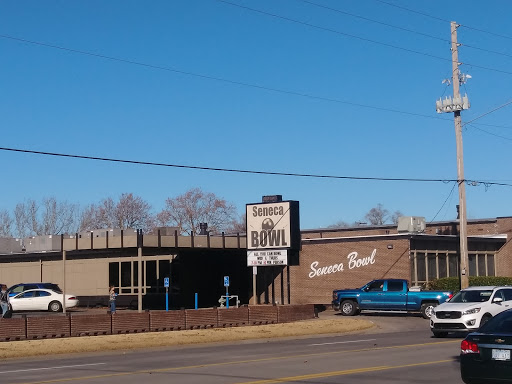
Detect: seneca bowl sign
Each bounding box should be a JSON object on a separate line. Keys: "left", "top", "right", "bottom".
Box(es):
{"left": 246, "top": 201, "right": 300, "bottom": 251}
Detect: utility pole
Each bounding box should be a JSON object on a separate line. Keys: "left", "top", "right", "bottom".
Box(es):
{"left": 435, "top": 21, "right": 470, "bottom": 289}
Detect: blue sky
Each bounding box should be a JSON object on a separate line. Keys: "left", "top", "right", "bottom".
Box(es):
{"left": 1, "top": 0, "right": 511, "bottom": 230}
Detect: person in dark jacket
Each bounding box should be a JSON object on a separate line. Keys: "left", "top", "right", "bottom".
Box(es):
{"left": 0, "top": 285, "right": 10, "bottom": 318}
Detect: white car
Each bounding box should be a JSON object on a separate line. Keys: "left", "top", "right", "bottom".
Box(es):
{"left": 430, "top": 285, "right": 512, "bottom": 337}
{"left": 9, "top": 288, "right": 79, "bottom": 312}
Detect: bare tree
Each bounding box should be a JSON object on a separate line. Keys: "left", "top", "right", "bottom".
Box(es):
{"left": 327, "top": 220, "right": 350, "bottom": 229}
{"left": 78, "top": 204, "right": 99, "bottom": 232}
{"left": 226, "top": 213, "right": 246, "bottom": 234}
{"left": 14, "top": 201, "right": 36, "bottom": 238}
{"left": 157, "top": 188, "right": 237, "bottom": 235}
{"left": 79, "top": 194, "right": 154, "bottom": 232}
{"left": 391, "top": 210, "right": 403, "bottom": 225}
{"left": 0, "top": 210, "right": 13, "bottom": 237}
{"left": 115, "top": 193, "right": 154, "bottom": 231}
{"left": 364, "top": 203, "right": 389, "bottom": 226}
{"left": 96, "top": 197, "right": 117, "bottom": 229}
{"left": 41, "top": 197, "right": 79, "bottom": 235}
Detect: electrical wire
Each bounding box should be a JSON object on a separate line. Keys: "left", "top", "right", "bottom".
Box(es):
{"left": 466, "top": 124, "right": 512, "bottom": 142}
{"left": 429, "top": 182, "right": 457, "bottom": 223}
{"left": 1, "top": 146, "right": 512, "bottom": 187}
{"left": 372, "top": 0, "right": 450, "bottom": 23}
{"left": 463, "top": 99, "right": 512, "bottom": 126}
{"left": 215, "top": 1, "right": 512, "bottom": 76}
{"left": 298, "top": 0, "right": 448, "bottom": 42}
{"left": 0, "top": 34, "right": 451, "bottom": 122}
{"left": 216, "top": 0, "right": 451, "bottom": 62}
{"left": 373, "top": 0, "right": 512, "bottom": 41}
{"left": 301, "top": 0, "right": 512, "bottom": 60}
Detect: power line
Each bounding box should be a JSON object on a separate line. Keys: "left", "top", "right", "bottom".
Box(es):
{"left": 216, "top": 0, "right": 451, "bottom": 62}
{"left": 373, "top": 0, "right": 512, "bottom": 41}
{"left": 429, "top": 182, "right": 457, "bottom": 223}
{"left": 463, "top": 99, "right": 512, "bottom": 126}
{"left": 302, "top": 0, "right": 512, "bottom": 61}
{"left": 216, "top": 1, "right": 512, "bottom": 77}
{"left": 298, "top": 0, "right": 448, "bottom": 42}
{"left": 0, "top": 34, "right": 450, "bottom": 122}
{"left": 466, "top": 124, "right": 512, "bottom": 142}
{"left": 1, "top": 146, "right": 512, "bottom": 187}
{"left": 372, "top": 0, "right": 449, "bottom": 23}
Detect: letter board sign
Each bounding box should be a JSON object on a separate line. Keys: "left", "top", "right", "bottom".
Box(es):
{"left": 246, "top": 200, "right": 300, "bottom": 252}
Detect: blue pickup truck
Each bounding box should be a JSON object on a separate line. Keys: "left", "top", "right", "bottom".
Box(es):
{"left": 332, "top": 279, "right": 453, "bottom": 319}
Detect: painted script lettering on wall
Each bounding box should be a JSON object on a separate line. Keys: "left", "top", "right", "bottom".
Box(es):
{"left": 309, "top": 249, "right": 377, "bottom": 278}
{"left": 246, "top": 202, "right": 291, "bottom": 250}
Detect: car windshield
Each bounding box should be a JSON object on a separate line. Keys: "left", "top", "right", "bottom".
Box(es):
{"left": 449, "top": 289, "right": 493, "bottom": 303}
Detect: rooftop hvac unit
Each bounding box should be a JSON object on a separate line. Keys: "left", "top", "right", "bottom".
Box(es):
{"left": 397, "top": 216, "right": 426, "bottom": 233}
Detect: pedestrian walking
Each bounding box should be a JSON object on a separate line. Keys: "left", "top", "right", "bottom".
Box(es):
{"left": 0, "top": 285, "right": 10, "bottom": 318}
{"left": 109, "top": 285, "right": 117, "bottom": 313}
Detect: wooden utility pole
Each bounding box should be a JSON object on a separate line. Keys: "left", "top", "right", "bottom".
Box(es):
{"left": 451, "top": 21, "right": 469, "bottom": 289}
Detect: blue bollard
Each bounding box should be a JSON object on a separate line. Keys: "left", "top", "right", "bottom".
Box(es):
{"left": 195, "top": 292, "right": 198, "bottom": 310}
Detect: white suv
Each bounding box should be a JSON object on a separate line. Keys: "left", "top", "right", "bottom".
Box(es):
{"left": 430, "top": 286, "right": 512, "bottom": 338}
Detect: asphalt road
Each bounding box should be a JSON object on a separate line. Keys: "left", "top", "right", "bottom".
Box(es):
{"left": 0, "top": 310, "right": 465, "bottom": 384}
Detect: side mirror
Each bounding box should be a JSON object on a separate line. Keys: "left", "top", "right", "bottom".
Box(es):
{"left": 493, "top": 297, "right": 503, "bottom": 304}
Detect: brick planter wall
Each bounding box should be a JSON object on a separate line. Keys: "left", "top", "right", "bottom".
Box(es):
{"left": 185, "top": 308, "right": 217, "bottom": 329}
{"left": 0, "top": 318, "right": 26, "bottom": 341}
{"left": 27, "top": 316, "right": 71, "bottom": 339}
{"left": 112, "top": 312, "right": 150, "bottom": 334}
{"left": 150, "top": 310, "right": 186, "bottom": 331}
{"left": 277, "top": 304, "right": 315, "bottom": 323}
{"left": 248, "top": 305, "right": 278, "bottom": 325}
{"left": 218, "top": 306, "right": 249, "bottom": 327}
{"left": 71, "top": 314, "right": 112, "bottom": 337}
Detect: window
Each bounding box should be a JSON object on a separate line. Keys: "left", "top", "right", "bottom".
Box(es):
{"left": 109, "top": 262, "right": 119, "bottom": 287}
{"left": 368, "top": 281, "right": 384, "bottom": 291}
{"left": 438, "top": 255, "right": 447, "bottom": 278}
{"left": 502, "top": 289, "right": 512, "bottom": 301}
{"left": 387, "top": 281, "right": 403, "bottom": 292}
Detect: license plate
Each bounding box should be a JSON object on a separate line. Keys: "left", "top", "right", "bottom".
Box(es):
{"left": 492, "top": 349, "right": 511, "bottom": 361}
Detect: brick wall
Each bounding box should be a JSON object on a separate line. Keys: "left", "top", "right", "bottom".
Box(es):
{"left": 287, "top": 238, "right": 411, "bottom": 305}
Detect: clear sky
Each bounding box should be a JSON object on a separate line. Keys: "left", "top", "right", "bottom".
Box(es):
{"left": 1, "top": 0, "right": 511, "bottom": 230}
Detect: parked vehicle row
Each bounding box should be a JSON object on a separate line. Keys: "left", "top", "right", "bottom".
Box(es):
{"left": 331, "top": 279, "right": 512, "bottom": 383}
{"left": 1, "top": 282, "right": 78, "bottom": 313}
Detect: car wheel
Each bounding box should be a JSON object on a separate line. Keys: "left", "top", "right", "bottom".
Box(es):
{"left": 479, "top": 314, "right": 492, "bottom": 327}
{"left": 420, "top": 303, "right": 437, "bottom": 319}
{"left": 340, "top": 300, "right": 358, "bottom": 316}
{"left": 49, "top": 301, "right": 62, "bottom": 312}
{"left": 432, "top": 331, "right": 448, "bottom": 338}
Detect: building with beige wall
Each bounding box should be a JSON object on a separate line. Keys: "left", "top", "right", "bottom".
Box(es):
{"left": 0, "top": 217, "right": 511, "bottom": 308}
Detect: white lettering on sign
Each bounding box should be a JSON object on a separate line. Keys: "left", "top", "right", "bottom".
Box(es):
{"left": 308, "top": 249, "right": 377, "bottom": 278}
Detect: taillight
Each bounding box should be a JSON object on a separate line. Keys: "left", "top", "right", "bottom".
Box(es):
{"left": 448, "top": 293, "right": 453, "bottom": 299}
{"left": 333, "top": 292, "right": 337, "bottom": 300}
{"left": 461, "top": 340, "right": 480, "bottom": 354}
{"left": 68, "top": 297, "right": 77, "bottom": 300}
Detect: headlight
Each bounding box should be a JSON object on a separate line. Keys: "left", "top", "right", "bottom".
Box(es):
{"left": 462, "top": 308, "right": 481, "bottom": 316}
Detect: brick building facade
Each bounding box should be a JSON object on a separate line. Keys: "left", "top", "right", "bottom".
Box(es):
{"left": 256, "top": 217, "right": 512, "bottom": 306}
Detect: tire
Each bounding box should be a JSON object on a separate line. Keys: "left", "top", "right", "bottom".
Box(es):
{"left": 340, "top": 300, "right": 358, "bottom": 316}
{"left": 49, "top": 301, "right": 62, "bottom": 312}
{"left": 432, "top": 331, "right": 448, "bottom": 338}
{"left": 420, "top": 302, "right": 437, "bottom": 319}
{"left": 479, "top": 314, "right": 492, "bottom": 328}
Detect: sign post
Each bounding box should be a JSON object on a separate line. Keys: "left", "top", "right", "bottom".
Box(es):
{"left": 164, "top": 277, "right": 170, "bottom": 311}
{"left": 224, "top": 276, "right": 230, "bottom": 309}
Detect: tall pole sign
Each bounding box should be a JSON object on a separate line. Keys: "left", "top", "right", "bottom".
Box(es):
{"left": 246, "top": 197, "right": 300, "bottom": 305}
